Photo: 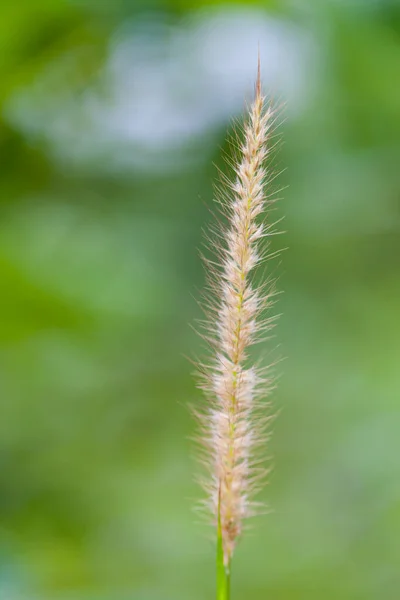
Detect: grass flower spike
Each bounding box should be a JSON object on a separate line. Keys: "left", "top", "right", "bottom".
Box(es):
{"left": 193, "top": 60, "right": 280, "bottom": 599}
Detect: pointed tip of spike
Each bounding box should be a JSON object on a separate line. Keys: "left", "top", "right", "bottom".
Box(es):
{"left": 256, "top": 46, "right": 261, "bottom": 98}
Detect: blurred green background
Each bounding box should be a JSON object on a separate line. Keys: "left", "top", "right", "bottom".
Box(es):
{"left": 1, "top": 0, "right": 400, "bottom": 598}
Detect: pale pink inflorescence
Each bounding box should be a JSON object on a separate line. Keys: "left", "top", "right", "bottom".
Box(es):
{"left": 195, "top": 67, "right": 279, "bottom": 567}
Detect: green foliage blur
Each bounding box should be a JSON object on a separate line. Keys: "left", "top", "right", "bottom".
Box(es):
{"left": 0, "top": 0, "right": 399, "bottom": 598}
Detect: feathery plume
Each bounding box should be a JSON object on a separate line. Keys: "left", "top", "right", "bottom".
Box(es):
{"left": 194, "top": 62, "right": 280, "bottom": 571}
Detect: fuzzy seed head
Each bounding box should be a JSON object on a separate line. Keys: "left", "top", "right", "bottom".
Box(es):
{"left": 194, "top": 65, "right": 280, "bottom": 567}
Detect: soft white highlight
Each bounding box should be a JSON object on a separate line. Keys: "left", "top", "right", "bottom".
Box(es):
{"left": 5, "top": 7, "right": 313, "bottom": 173}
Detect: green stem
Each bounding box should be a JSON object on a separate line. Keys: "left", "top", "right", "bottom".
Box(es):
{"left": 217, "top": 494, "right": 231, "bottom": 600}
{"left": 216, "top": 559, "right": 230, "bottom": 600}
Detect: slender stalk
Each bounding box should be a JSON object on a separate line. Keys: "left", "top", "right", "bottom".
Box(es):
{"left": 217, "top": 491, "right": 231, "bottom": 600}
{"left": 216, "top": 549, "right": 230, "bottom": 600}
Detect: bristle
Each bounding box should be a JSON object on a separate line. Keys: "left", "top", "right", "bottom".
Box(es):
{"left": 194, "top": 66, "right": 279, "bottom": 567}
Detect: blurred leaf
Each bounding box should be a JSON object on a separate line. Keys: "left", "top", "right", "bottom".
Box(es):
{"left": 0, "top": 253, "right": 89, "bottom": 341}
